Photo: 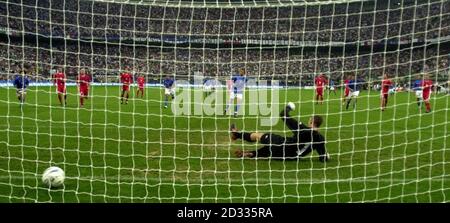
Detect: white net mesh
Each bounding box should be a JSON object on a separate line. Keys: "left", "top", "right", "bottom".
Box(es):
{"left": 0, "top": 0, "right": 449, "bottom": 202}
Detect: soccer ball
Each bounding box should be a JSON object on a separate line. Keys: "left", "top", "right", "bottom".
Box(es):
{"left": 42, "top": 166, "right": 65, "bottom": 188}
{"left": 287, "top": 102, "right": 296, "bottom": 111}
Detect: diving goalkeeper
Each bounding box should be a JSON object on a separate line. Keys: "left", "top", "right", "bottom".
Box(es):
{"left": 230, "top": 103, "right": 330, "bottom": 162}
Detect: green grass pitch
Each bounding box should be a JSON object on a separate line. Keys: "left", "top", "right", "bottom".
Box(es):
{"left": 0, "top": 86, "right": 449, "bottom": 202}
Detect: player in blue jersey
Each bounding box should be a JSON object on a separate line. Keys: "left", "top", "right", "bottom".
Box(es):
{"left": 412, "top": 79, "right": 423, "bottom": 108}
{"left": 345, "top": 75, "right": 365, "bottom": 110}
{"left": 225, "top": 68, "right": 246, "bottom": 117}
{"left": 13, "top": 66, "right": 30, "bottom": 108}
{"left": 203, "top": 77, "right": 217, "bottom": 96}
{"left": 163, "top": 74, "right": 175, "bottom": 108}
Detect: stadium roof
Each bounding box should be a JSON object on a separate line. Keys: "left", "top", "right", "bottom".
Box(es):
{"left": 89, "top": 0, "right": 437, "bottom": 8}
{"left": 96, "top": 0, "right": 379, "bottom": 7}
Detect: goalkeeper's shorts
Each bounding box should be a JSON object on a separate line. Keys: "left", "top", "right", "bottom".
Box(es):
{"left": 260, "top": 133, "right": 286, "bottom": 146}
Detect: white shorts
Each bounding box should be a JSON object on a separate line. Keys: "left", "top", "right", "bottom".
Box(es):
{"left": 330, "top": 87, "right": 335, "bottom": 91}
{"left": 16, "top": 89, "right": 26, "bottom": 96}
{"left": 415, "top": 91, "right": 423, "bottom": 99}
{"left": 165, "top": 88, "right": 175, "bottom": 95}
{"left": 347, "top": 90, "right": 360, "bottom": 98}
{"left": 203, "top": 85, "right": 212, "bottom": 92}
{"left": 229, "top": 92, "right": 243, "bottom": 100}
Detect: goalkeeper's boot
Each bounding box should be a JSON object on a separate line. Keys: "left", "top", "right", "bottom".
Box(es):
{"left": 285, "top": 105, "right": 292, "bottom": 113}
{"left": 230, "top": 123, "right": 238, "bottom": 141}
{"left": 234, "top": 149, "right": 243, "bottom": 158}
{"left": 235, "top": 149, "right": 254, "bottom": 158}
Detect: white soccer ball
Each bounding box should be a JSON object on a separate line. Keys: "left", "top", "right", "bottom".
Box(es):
{"left": 287, "top": 102, "right": 296, "bottom": 111}
{"left": 42, "top": 166, "right": 65, "bottom": 188}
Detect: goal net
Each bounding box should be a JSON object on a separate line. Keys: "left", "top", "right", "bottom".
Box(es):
{"left": 0, "top": 0, "right": 449, "bottom": 202}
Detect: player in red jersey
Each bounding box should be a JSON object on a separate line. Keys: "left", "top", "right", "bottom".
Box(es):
{"left": 76, "top": 68, "right": 91, "bottom": 108}
{"left": 120, "top": 68, "right": 133, "bottom": 104}
{"left": 342, "top": 74, "right": 351, "bottom": 105}
{"left": 53, "top": 67, "right": 67, "bottom": 106}
{"left": 136, "top": 74, "right": 145, "bottom": 98}
{"left": 315, "top": 74, "right": 327, "bottom": 105}
{"left": 422, "top": 74, "right": 433, "bottom": 113}
{"left": 380, "top": 74, "right": 393, "bottom": 111}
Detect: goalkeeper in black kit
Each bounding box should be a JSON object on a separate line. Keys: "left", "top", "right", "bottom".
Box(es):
{"left": 231, "top": 103, "right": 330, "bottom": 162}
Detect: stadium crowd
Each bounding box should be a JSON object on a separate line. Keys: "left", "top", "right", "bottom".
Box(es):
{"left": 0, "top": 39, "right": 448, "bottom": 86}
{"left": 0, "top": 0, "right": 449, "bottom": 42}
{"left": 0, "top": 0, "right": 449, "bottom": 86}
